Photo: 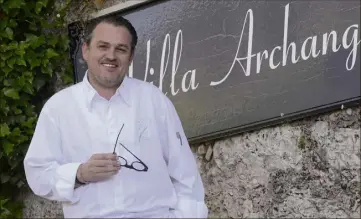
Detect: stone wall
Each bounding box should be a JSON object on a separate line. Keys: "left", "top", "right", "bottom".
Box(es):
{"left": 194, "top": 106, "right": 360, "bottom": 218}
{"left": 21, "top": 0, "right": 360, "bottom": 218}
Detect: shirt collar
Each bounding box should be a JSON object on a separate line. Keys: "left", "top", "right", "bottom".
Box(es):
{"left": 82, "top": 70, "right": 132, "bottom": 109}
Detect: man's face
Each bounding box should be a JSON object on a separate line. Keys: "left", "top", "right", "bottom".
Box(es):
{"left": 82, "top": 22, "right": 134, "bottom": 89}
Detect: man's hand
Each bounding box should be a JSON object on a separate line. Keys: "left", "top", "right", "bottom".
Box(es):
{"left": 77, "top": 153, "right": 121, "bottom": 183}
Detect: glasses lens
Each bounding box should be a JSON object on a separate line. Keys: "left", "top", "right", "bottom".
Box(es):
{"left": 118, "top": 156, "right": 127, "bottom": 166}
{"left": 132, "top": 161, "right": 146, "bottom": 171}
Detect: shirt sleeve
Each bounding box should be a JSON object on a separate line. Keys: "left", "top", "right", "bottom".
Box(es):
{"left": 161, "top": 97, "right": 208, "bottom": 218}
{"left": 23, "top": 105, "right": 83, "bottom": 204}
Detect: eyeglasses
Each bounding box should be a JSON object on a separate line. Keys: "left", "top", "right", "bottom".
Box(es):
{"left": 113, "top": 123, "right": 149, "bottom": 172}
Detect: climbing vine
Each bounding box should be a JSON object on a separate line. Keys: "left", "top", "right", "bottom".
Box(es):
{"left": 0, "top": 0, "right": 75, "bottom": 217}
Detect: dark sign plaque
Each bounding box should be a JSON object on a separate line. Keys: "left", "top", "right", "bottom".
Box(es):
{"left": 68, "top": 0, "right": 360, "bottom": 143}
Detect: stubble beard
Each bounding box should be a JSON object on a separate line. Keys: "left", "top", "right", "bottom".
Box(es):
{"left": 89, "top": 70, "right": 125, "bottom": 90}
{"left": 98, "top": 74, "right": 123, "bottom": 88}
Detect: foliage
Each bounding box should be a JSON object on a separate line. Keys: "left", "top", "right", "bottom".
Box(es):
{"left": 0, "top": 0, "right": 74, "bottom": 217}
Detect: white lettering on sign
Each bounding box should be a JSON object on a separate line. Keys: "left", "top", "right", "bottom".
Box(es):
{"left": 129, "top": 30, "right": 199, "bottom": 96}
{"left": 128, "top": 3, "right": 360, "bottom": 95}
{"left": 210, "top": 3, "right": 360, "bottom": 86}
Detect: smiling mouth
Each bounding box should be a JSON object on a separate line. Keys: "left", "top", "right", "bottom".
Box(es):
{"left": 102, "top": 63, "right": 118, "bottom": 68}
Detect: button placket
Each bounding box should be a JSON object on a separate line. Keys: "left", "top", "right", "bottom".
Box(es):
{"left": 106, "top": 100, "right": 117, "bottom": 207}
{"left": 111, "top": 100, "right": 127, "bottom": 207}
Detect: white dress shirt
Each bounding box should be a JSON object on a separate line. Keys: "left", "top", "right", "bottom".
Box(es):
{"left": 23, "top": 72, "right": 208, "bottom": 218}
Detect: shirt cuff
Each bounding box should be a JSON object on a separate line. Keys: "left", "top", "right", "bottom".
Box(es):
{"left": 54, "top": 162, "right": 82, "bottom": 204}
{"left": 171, "top": 197, "right": 208, "bottom": 218}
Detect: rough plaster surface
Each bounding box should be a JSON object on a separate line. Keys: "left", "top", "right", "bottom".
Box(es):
{"left": 195, "top": 106, "right": 360, "bottom": 218}
{"left": 22, "top": 106, "right": 361, "bottom": 218}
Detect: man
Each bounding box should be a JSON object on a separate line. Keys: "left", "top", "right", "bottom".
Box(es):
{"left": 23, "top": 15, "right": 208, "bottom": 218}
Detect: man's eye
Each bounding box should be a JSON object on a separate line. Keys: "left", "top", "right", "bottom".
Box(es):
{"left": 117, "top": 48, "right": 126, "bottom": 52}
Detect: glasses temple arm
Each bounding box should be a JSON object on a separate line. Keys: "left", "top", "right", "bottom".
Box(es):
{"left": 113, "top": 124, "right": 124, "bottom": 154}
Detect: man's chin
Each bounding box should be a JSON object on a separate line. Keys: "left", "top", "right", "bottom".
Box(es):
{"left": 99, "top": 74, "right": 123, "bottom": 87}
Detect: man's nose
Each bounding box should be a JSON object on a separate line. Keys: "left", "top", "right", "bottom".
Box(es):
{"left": 106, "top": 48, "right": 116, "bottom": 60}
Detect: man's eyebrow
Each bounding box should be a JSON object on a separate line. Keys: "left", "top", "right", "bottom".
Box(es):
{"left": 96, "top": 41, "right": 130, "bottom": 50}
{"left": 97, "top": 41, "right": 129, "bottom": 48}
{"left": 117, "top": 44, "right": 130, "bottom": 49}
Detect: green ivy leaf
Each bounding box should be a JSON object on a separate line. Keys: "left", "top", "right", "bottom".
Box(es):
{"left": 0, "top": 0, "right": 73, "bottom": 216}
{"left": 25, "top": 34, "right": 45, "bottom": 49}
{"left": 19, "top": 41, "right": 29, "bottom": 50}
{"left": 23, "top": 85, "right": 34, "bottom": 95}
{"left": 12, "top": 127, "right": 21, "bottom": 137}
{"left": 8, "top": 41, "right": 18, "bottom": 50}
{"left": 35, "top": 2, "right": 43, "bottom": 14}
{"left": 24, "top": 105, "right": 35, "bottom": 117}
{"left": 16, "top": 58, "right": 26, "bottom": 66}
{"left": 5, "top": 27, "right": 13, "bottom": 40}
{"left": 41, "top": 0, "right": 49, "bottom": 6}
{"left": 0, "top": 19, "right": 7, "bottom": 31}
{"left": 14, "top": 108, "right": 22, "bottom": 115}
{"left": 0, "top": 198, "right": 9, "bottom": 207}
{"left": 7, "top": 0, "right": 25, "bottom": 9}
{"left": 7, "top": 57, "right": 16, "bottom": 69}
{"left": 16, "top": 76, "right": 26, "bottom": 87}
{"left": 42, "top": 58, "right": 49, "bottom": 67}
{"left": 35, "top": 1, "right": 47, "bottom": 14}
{"left": 0, "top": 44, "right": 7, "bottom": 52}
{"left": 0, "top": 123, "right": 10, "bottom": 137}
{"left": 13, "top": 115, "right": 26, "bottom": 125}
{"left": 48, "top": 37, "right": 58, "bottom": 47}
{"left": 1, "top": 4, "right": 9, "bottom": 14}
{"left": 8, "top": 19, "right": 17, "bottom": 28}
{"left": 2, "top": 105, "right": 10, "bottom": 116}
{"left": 2, "top": 66, "right": 12, "bottom": 76}
{"left": 23, "top": 71, "right": 33, "bottom": 80}
{"left": 27, "top": 58, "right": 41, "bottom": 70}
{"left": 1, "top": 52, "right": 12, "bottom": 61}
{"left": 29, "top": 22, "right": 38, "bottom": 31}
{"left": 3, "top": 79, "right": 12, "bottom": 86}
{"left": 25, "top": 33, "right": 38, "bottom": 43}
{"left": 46, "top": 48, "right": 59, "bottom": 59}
{"left": 23, "top": 117, "right": 36, "bottom": 129}
{"left": 3, "top": 88, "right": 19, "bottom": 99}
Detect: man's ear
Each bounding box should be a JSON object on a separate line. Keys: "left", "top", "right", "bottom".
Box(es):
{"left": 129, "top": 49, "right": 135, "bottom": 62}
{"left": 82, "top": 42, "right": 89, "bottom": 62}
